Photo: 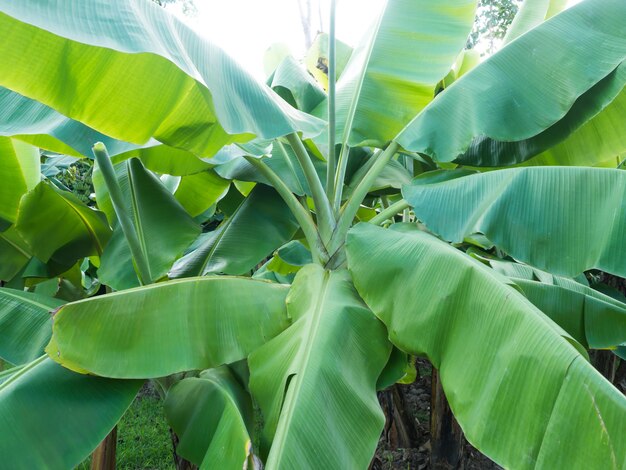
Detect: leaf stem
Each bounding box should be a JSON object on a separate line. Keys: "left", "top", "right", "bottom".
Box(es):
{"left": 332, "top": 9, "right": 386, "bottom": 214}
{"left": 369, "top": 199, "right": 410, "bottom": 226}
{"left": 330, "top": 141, "right": 399, "bottom": 252}
{"left": 285, "top": 133, "right": 335, "bottom": 243}
{"left": 326, "top": 0, "right": 337, "bottom": 200}
{"left": 245, "top": 156, "right": 328, "bottom": 264}
{"left": 92, "top": 143, "right": 152, "bottom": 285}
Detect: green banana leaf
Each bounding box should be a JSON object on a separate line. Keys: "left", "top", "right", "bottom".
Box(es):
{"left": 345, "top": 158, "right": 412, "bottom": 198}
{"left": 460, "top": 63, "right": 626, "bottom": 167}
{"left": 170, "top": 184, "right": 298, "bottom": 278}
{"left": 96, "top": 228, "right": 139, "bottom": 290}
{"left": 249, "top": 264, "right": 390, "bottom": 469}
{"left": 46, "top": 277, "right": 290, "bottom": 378}
{"left": 174, "top": 171, "right": 230, "bottom": 217}
{"left": 0, "top": 137, "right": 39, "bottom": 230}
{"left": 397, "top": 0, "right": 626, "bottom": 164}
{"left": 266, "top": 241, "right": 312, "bottom": 276}
{"left": 15, "top": 182, "right": 112, "bottom": 264}
{"left": 0, "top": 288, "right": 63, "bottom": 365}
{"left": 0, "top": 86, "right": 141, "bottom": 157}
{"left": 346, "top": 223, "right": 626, "bottom": 469}
{"left": 0, "top": 0, "right": 323, "bottom": 157}
{"left": 164, "top": 366, "right": 258, "bottom": 469}
{"left": 314, "top": 0, "right": 477, "bottom": 147}
{"left": 503, "top": 0, "right": 567, "bottom": 44}
{"left": 0, "top": 357, "right": 141, "bottom": 469}
{"left": 0, "top": 227, "right": 31, "bottom": 281}
{"left": 97, "top": 158, "right": 200, "bottom": 289}
{"left": 111, "top": 145, "right": 214, "bottom": 176}
{"left": 216, "top": 143, "right": 327, "bottom": 197}
{"left": 403, "top": 167, "right": 626, "bottom": 277}
{"left": 473, "top": 255, "right": 626, "bottom": 350}
{"left": 512, "top": 278, "right": 626, "bottom": 350}
{"left": 268, "top": 56, "right": 326, "bottom": 113}
{"left": 523, "top": 74, "right": 626, "bottom": 167}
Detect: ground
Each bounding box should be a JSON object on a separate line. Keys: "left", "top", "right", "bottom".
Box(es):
{"left": 372, "top": 359, "right": 501, "bottom": 470}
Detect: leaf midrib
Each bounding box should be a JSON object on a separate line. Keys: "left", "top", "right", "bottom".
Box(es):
{"left": 0, "top": 286, "right": 63, "bottom": 311}
{"left": 268, "top": 269, "right": 331, "bottom": 467}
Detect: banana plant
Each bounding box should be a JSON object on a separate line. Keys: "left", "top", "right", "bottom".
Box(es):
{"left": 0, "top": 0, "right": 626, "bottom": 469}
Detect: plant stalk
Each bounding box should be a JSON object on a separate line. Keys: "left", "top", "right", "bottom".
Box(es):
{"left": 330, "top": 141, "right": 399, "bottom": 252}
{"left": 332, "top": 143, "right": 350, "bottom": 213}
{"left": 332, "top": 9, "right": 386, "bottom": 214}
{"left": 92, "top": 143, "right": 152, "bottom": 285}
{"left": 369, "top": 199, "right": 410, "bottom": 226}
{"left": 326, "top": 0, "right": 337, "bottom": 199}
{"left": 285, "top": 134, "right": 335, "bottom": 243}
{"left": 91, "top": 427, "right": 117, "bottom": 470}
{"left": 245, "top": 156, "right": 328, "bottom": 264}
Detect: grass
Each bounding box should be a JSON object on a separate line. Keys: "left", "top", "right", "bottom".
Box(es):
{"left": 76, "top": 389, "right": 175, "bottom": 470}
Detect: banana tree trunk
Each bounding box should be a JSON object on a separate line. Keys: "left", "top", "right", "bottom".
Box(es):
{"left": 90, "top": 427, "right": 117, "bottom": 470}
{"left": 430, "top": 368, "right": 464, "bottom": 470}
{"left": 379, "top": 384, "right": 418, "bottom": 449}
{"left": 591, "top": 350, "right": 620, "bottom": 384}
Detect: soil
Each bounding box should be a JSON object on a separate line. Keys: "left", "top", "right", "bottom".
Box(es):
{"left": 372, "top": 356, "right": 626, "bottom": 470}
{"left": 372, "top": 359, "right": 502, "bottom": 470}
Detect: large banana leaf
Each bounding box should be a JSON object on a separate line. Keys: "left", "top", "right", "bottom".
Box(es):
{"left": 164, "top": 367, "right": 257, "bottom": 469}
{"left": 346, "top": 223, "right": 626, "bottom": 469}
{"left": 513, "top": 278, "right": 626, "bottom": 350}
{"left": 0, "top": 357, "right": 141, "bottom": 469}
{"left": 97, "top": 158, "right": 200, "bottom": 289}
{"left": 170, "top": 184, "right": 298, "bottom": 278}
{"left": 403, "top": 168, "right": 626, "bottom": 277}
{"left": 314, "top": 0, "right": 476, "bottom": 147}
{"left": 0, "top": 86, "right": 141, "bottom": 157}
{"left": 473, "top": 255, "right": 626, "bottom": 349}
{"left": 46, "top": 277, "right": 290, "bottom": 378}
{"left": 523, "top": 76, "right": 626, "bottom": 167}
{"left": 15, "top": 182, "right": 112, "bottom": 264}
{"left": 0, "top": 137, "right": 39, "bottom": 230}
{"left": 463, "top": 63, "right": 626, "bottom": 167}
{"left": 0, "top": 288, "right": 63, "bottom": 365}
{"left": 248, "top": 265, "right": 390, "bottom": 469}
{"left": 0, "top": 0, "right": 322, "bottom": 157}
{"left": 397, "top": 0, "right": 626, "bottom": 164}
{"left": 503, "top": 0, "right": 567, "bottom": 44}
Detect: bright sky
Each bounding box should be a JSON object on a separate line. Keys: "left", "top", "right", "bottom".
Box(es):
{"left": 166, "top": 0, "right": 386, "bottom": 78}
{"left": 167, "top": 0, "right": 582, "bottom": 79}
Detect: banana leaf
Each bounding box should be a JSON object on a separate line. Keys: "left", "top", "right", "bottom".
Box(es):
{"left": 47, "top": 277, "right": 290, "bottom": 378}
{"left": 0, "top": 0, "right": 323, "bottom": 157}
{"left": 249, "top": 265, "right": 390, "bottom": 469}
{"left": 0, "top": 357, "right": 141, "bottom": 469}
{"left": 397, "top": 0, "right": 626, "bottom": 165}
{"left": 346, "top": 223, "right": 626, "bottom": 469}
{"left": 403, "top": 167, "right": 626, "bottom": 277}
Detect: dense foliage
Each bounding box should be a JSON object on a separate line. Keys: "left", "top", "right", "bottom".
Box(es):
{"left": 0, "top": 0, "right": 625, "bottom": 469}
